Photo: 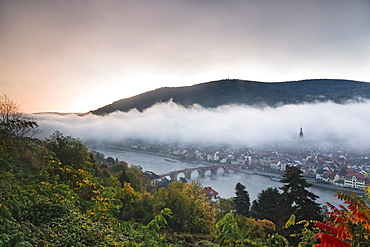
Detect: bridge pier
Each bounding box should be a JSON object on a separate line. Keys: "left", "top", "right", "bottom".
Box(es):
{"left": 185, "top": 170, "right": 192, "bottom": 180}
{"left": 198, "top": 170, "right": 205, "bottom": 178}
{"left": 210, "top": 167, "right": 218, "bottom": 175}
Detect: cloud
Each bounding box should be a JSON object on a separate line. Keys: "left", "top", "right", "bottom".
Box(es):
{"left": 33, "top": 100, "right": 370, "bottom": 149}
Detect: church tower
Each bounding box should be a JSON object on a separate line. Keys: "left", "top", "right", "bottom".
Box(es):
{"left": 299, "top": 127, "right": 304, "bottom": 140}
{"left": 298, "top": 127, "right": 305, "bottom": 155}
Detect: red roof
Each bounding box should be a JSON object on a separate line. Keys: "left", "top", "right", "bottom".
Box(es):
{"left": 323, "top": 171, "right": 339, "bottom": 179}
{"left": 344, "top": 172, "right": 366, "bottom": 180}
{"left": 203, "top": 187, "right": 219, "bottom": 198}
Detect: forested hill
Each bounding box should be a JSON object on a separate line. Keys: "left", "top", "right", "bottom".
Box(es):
{"left": 90, "top": 79, "right": 370, "bottom": 115}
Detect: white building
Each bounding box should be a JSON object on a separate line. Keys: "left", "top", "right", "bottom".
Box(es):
{"left": 344, "top": 172, "right": 367, "bottom": 190}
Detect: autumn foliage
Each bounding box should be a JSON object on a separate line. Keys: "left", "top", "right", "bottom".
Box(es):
{"left": 314, "top": 187, "right": 370, "bottom": 247}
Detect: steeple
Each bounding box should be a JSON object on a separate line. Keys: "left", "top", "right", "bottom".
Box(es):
{"left": 298, "top": 127, "right": 305, "bottom": 155}
{"left": 299, "top": 127, "right": 304, "bottom": 138}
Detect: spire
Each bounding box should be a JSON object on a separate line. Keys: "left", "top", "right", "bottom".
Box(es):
{"left": 299, "top": 127, "right": 304, "bottom": 138}
{"left": 298, "top": 127, "right": 305, "bottom": 155}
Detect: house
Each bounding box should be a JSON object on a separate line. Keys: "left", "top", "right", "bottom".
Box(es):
{"left": 207, "top": 152, "right": 220, "bottom": 162}
{"left": 159, "top": 177, "right": 170, "bottom": 187}
{"left": 236, "top": 158, "right": 246, "bottom": 166}
{"left": 270, "top": 161, "right": 281, "bottom": 171}
{"left": 321, "top": 171, "right": 340, "bottom": 184}
{"left": 306, "top": 164, "right": 318, "bottom": 177}
{"left": 143, "top": 171, "right": 162, "bottom": 185}
{"left": 344, "top": 172, "right": 368, "bottom": 190}
{"left": 203, "top": 187, "right": 220, "bottom": 200}
{"left": 260, "top": 157, "right": 271, "bottom": 167}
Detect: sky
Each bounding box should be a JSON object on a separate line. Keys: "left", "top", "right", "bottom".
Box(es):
{"left": 1, "top": 0, "right": 370, "bottom": 113}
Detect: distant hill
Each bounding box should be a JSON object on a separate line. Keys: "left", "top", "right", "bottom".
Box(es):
{"left": 90, "top": 79, "right": 370, "bottom": 115}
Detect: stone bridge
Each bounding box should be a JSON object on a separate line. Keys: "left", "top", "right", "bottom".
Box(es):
{"left": 159, "top": 163, "right": 247, "bottom": 181}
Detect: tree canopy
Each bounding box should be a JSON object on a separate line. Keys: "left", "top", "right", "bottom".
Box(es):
{"left": 0, "top": 94, "right": 39, "bottom": 138}
{"left": 45, "top": 131, "right": 93, "bottom": 171}
{"left": 234, "top": 182, "right": 251, "bottom": 217}
{"left": 153, "top": 181, "right": 216, "bottom": 234}
{"left": 250, "top": 187, "right": 283, "bottom": 226}
{"left": 280, "top": 166, "right": 323, "bottom": 222}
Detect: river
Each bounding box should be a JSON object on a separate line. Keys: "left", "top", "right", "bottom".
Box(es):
{"left": 93, "top": 148, "right": 346, "bottom": 207}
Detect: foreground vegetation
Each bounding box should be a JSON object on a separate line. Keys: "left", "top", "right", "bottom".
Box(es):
{"left": 1, "top": 95, "right": 369, "bottom": 246}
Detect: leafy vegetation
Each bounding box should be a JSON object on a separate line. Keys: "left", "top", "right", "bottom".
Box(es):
{"left": 280, "top": 166, "right": 323, "bottom": 222}
{"left": 234, "top": 182, "right": 250, "bottom": 217}
{"left": 314, "top": 189, "right": 370, "bottom": 246}
{"left": 1, "top": 96, "right": 369, "bottom": 246}
{"left": 154, "top": 181, "right": 216, "bottom": 234}
{"left": 279, "top": 166, "right": 323, "bottom": 245}
{"left": 250, "top": 187, "right": 283, "bottom": 227}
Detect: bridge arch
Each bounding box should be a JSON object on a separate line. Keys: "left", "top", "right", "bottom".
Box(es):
{"left": 186, "top": 169, "right": 202, "bottom": 179}
{"left": 160, "top": 163, "right": 248, "bottom": 181}
{"left": 202, "top": 168, "right": 212, "bottom": 177}
{"left": 217, "top": 165, "right": 230, "bottom": 174}
{"left": 175, "top": 170, "right": 193, "bottom": 180}
{"left": 176, "top": 172, "right": 186, "bottom": 181}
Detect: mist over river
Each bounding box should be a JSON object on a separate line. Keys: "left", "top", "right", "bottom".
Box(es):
{"left": 93, "top": 148, "right": 344, "bottom": 207}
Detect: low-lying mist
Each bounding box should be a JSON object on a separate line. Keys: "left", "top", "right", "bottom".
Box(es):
{"left": 33, "top": 100, "right": 370, "bottom": 149}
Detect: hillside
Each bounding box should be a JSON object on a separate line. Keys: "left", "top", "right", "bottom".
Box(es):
{"left": 90, "top": 79, "right": 370, "bottom": 115}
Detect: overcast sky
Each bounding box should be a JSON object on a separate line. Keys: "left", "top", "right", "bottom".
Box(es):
{"left": 1, "top": 0, "right": 370, "bottom": 113}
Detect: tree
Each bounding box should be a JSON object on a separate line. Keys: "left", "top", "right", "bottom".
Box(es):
{"left": 216, "top": 211, "right": 243, "bottom": 246}
{"left": 0, "top": 94, "right": 39, "bottom": 138}
{"left": 118, "top": 165, "right": 142, "bottom": 192}
{"left": 315, "top": 188, "right": 370, "bottom": 246}
{"left": 250, "top": 187, "right": 283, "bottom": 226}
{"left": 234, "top": 182, "right": 250, "bottom": 217}
{"left": 106, "top": 156, "right": 115, "bottom": 166}
{"left": 45, "top": 131, "right": 93, "bottom": 171}
{"left": 214, "top": 198, "right": 235, "bottom": 221}
{"left": 110, "top": 161, "right": 128, "bottom": 173}
{"left": 0, "top": 95, "right": 40, "bottom": 164}
{"left": 216, "top": 211, "right": 278, "bottom": 246}
{"left": 280, "top": 166, "right": 322, "bottom": 222}
{"left": 279, "top": 166, "right": 323, "bottom": 245}
{"left": 153, "top": 181, "right": 216, "bottom": 234}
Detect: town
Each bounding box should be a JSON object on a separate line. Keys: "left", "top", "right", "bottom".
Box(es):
{"left": 89, "top": 127, "right": 370, "bottom": 192}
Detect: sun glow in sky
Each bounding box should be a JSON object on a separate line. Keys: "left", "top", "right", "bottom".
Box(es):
{"left": 1, "top": 0, "right": 370, "bottom": 113}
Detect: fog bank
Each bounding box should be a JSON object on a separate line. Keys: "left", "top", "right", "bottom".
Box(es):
{"left": 33, "top": 101, "right": 370, "bottom": 149}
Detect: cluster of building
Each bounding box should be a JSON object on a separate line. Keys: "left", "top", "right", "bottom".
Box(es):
{"left": 90, "top": 128, "right": 370, "bottom": 191}
{"left": 256, "top": 148, "right": 369, "bottom": 190}
{"left": 166, "top": 128, "right": 369, "bottom": 191}
{"left": 260, "top": 128, "right": 369, "bottom": 190}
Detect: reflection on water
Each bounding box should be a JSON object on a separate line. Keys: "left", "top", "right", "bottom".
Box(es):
{"left": 93, "top": 148, "right": 342, "bottom": 207}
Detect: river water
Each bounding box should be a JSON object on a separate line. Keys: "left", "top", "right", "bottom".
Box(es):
{"left": 93, "top": 148, "right": 343, "bottom": 207}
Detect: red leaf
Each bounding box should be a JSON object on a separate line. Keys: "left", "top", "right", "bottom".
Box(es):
{"left": 315, "top": 232, "right": 349, "bottom": 247}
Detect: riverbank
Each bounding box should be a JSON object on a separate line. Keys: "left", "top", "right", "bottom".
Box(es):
{"left": 91, "top": 147, "right": 366, "bottom": 196}
{"left": 89, "top": 146, "right": 178, "bottom": 159}
{"left": 90, "top": 147, "right": 354, "bottom": 205}
{"left": 237, "top": 169, "right": 365, "bottom": 195}
{"left": 90, "top": 146, "right": 212, "bottom": 166}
